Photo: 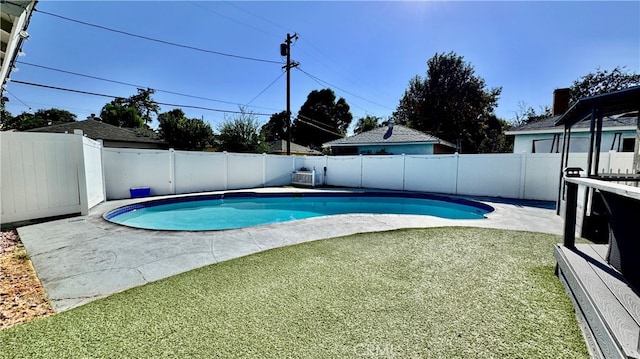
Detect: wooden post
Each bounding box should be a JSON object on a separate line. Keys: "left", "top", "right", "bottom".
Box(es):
{"left": 563, "top": 180, "right": 578, "bottom": 249}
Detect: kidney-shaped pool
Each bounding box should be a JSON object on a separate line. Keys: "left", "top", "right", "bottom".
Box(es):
{"left": 103, "top": 191, "right": 494, "bottom": 231}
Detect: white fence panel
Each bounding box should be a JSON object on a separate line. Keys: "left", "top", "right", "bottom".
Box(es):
{"left": 265, "top": 155, "right": 294, "bottom": 187}
{"left": 601, "top": 152, "right": 635, "bottom": 174}
{"left": 174, "top": 151, "right": 226, "bottom": 194}
{"left": 523, "top": 153, "right": 561, "bottom": 201}
{"left": 326, "top": 156, "right": 362, "bottom": 187}
{"left": 1, "top": 132, "right": 81, "bottom": 223}
{"left": 103, "top": 148, "right": 172, "bottom": 199}
{"left": 404, "top": 155, "right": 458, "bottom": 194}
{"left": 361, "top": 156, "right": 404, "bottom": 190}
{"left": 82, "top": 137, "right": 105, "bottom": 208}
{"left": 226, "top": 153, "right": 264, "bottom": 190}
{"left": 456, "top": 154, "right": 523, "bottom": 198}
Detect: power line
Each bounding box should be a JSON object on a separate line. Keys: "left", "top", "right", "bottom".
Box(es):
{"left": 35, "top": 9, "right": 284, "bottom": 65}
{"left": 296, "top": 67, "right": 394, "bottom": 111}
{"left": 294, "top": 113, "right": 345, "bottom": 137}
{"left": 246, "top": 71, "right": 285, "bottom": 105}
{"left": 10, "top": 80, "right": 274, "bottom": 116}
{"left": 190, "top": 1, "right": 282, "bottom": 40}
{"left": 5, "top": 89, "right": 32, "bottom": 111}
{"left": 16, "top": 61, "right": 281, "bottom": 112}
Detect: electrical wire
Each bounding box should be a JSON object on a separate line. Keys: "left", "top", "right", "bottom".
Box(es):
{"left": 10, "top": 80, "right": 274, "bottom": 116}
{"left": 16, "top": 61, "right": 281, "bottom": 112}
{"left": 294, "top": 113, "right": 344, "bottom": 137}
{"left": 246, "top": 71, "right": 285, "bottom": 105}
{"left": 35, "top": 9, "right": 284, "bottom": 65}
{"left": 4, "top": 89, "right": 32, "bottom": 111}
{"left": 296, "top": 67, "right": 394, "bottom": 110}
{"left": 190, "top": 1, "right": 282, "bottom": 40}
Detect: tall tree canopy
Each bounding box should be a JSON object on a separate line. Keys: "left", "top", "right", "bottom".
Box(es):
{"left": 158, "top": 109, "right": 213, "bottom": 151}
{"left": 354, "top": 115, "right": 381, "bottom": 134}
{"left": 394, "top": 52, "right": 502, "bottom": 153}
{"left": 217, "top": 110, "right": 266, "bottom": 153}
{"left": 100, "top": 88, "right": 159, "bottom": 128}
{"left": 291, "top": 89, "right": 353, "bottom": 148}
{"left": 260, "top": 111, "right": 288, "bottom": 143}
{"left": 1, "top": 108, "right": 76, "bottom": 131}
{"left": 571, "top": 66, "right": 640, "bottom": 102}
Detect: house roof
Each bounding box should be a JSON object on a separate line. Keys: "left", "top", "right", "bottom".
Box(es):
{"left": 26, "top": 119, "right": 168, "bottom": 145}
{"left": 505, "top": 113, "right": 637, "bottom": 135}
{"left": 323, "top": 124, "right": 455, "bottom": 148}
{"left": 555, "top": 85, "right": 640, "bottom": 127}
{"left": 268, "top": 140, "right": 322, "bottom": 155}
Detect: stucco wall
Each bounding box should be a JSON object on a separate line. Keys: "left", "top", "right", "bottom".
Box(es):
{"left": 356, "top": 143, "right": 433, "bottom": 155}
{"left": 512, "top": 130, "right": 636, "bottom": 153}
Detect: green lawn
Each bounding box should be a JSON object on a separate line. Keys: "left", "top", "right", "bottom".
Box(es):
{"left": 0, "top": 227, "right": 587, "bottom": 358}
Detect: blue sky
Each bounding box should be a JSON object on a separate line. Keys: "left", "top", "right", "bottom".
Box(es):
{"left": 5, "top": 1, "right": 639, "bottom": 133}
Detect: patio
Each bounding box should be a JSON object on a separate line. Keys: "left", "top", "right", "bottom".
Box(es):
{"left": 17, "top": 188, "right": 563, "bottom": 312}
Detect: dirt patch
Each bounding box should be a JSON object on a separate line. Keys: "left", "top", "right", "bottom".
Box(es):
{"left": 1, "top": 230, "right": 55, "bottom": 330}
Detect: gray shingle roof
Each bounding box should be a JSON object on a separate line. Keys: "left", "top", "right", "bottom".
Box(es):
{"left": 26, "top": 119, "right": 168, "bottom": 145}
{"left": 323, "top": 125, "right": 454, "bottom": 147}
{"left": 507, "top": 113, "right": 637, "bottom": 133}
{"left": 268, "top": 140, "right": 322, "bottom": 155}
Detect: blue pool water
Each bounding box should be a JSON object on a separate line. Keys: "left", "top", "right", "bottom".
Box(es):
{"left": 104, "top": 192, "right": 493, "bottom": 231}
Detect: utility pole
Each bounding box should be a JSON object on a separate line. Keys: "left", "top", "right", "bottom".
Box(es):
{"left": 281, "top": 33, "right": 298, "bottom": 156}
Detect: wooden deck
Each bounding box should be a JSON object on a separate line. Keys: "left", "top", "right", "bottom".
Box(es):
{"left": 555, "top": 243, "right": 640, "bottom": 359}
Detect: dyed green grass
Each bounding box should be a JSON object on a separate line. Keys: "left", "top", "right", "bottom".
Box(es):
{"left": 0, "top": 228, "right": 587, "bottom": 358}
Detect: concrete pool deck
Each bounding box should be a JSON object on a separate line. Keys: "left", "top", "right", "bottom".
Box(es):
{"left": 17, "top": 187, "right": 564, "bottom": 312}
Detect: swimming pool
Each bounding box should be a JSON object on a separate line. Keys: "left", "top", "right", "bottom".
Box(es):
{"left": 104, "top": 191, "right": 494, "bottom": 231}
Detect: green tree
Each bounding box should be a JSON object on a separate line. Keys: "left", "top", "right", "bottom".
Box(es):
{"left": 477, "top": 115, "right": 513, "bottom": 153}
{"left": 260, "top": 111, "right": 288, "bottom": 143}
{"left": 571, "top": 66, "right": 640, "bottom": 102}
{"left": 394, "top": 52, "right": 501, "bottom": 153}
{"left": 99, "top": 88, "right": 159, "bottom": 128}
{"left": 354, "top": 115, "right": 381, "bottom": 134}
{"left": 158, "top": 109, "right": 213, "bottom": 151}
{"left": 128, "top": 88, "right": 160, "bottom": 124}
{"left": 217, "top": 110, "right": 266, "bottom": 153}
{"left": 1, "top": 108, "right": 76, "bottom": 131}
{"left": 291, "top": 89, "right": 353, "bottom": 148}
{"left": 100, "top": 101, "right": 144, "bottom": 128}
{"left": 0, "top": 96, "right": 11, "bottom": 129}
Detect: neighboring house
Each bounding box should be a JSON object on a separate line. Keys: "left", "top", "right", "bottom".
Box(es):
{"left": 323, "top": 121, "right": 456, "bottom": 155}
{"left": 1, "top": 0, "right": 37, "bottom": 91}
{"left": 267, "top": 140, "right": 322, "bottom": 156}
{"left": 26, "top": 119, "right": 170, "bottom": 149}
{"left": 505, "top": 88, "right": 638, "bottom": 153}
{"left": 506, "top": 114, "right": 637, "bottom": 153}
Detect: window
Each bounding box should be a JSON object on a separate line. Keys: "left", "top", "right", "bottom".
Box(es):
{"left": 622, "top": 138, "right": 636, "bottom": 152}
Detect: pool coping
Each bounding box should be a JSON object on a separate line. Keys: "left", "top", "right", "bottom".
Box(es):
{"left": 17, "top": 187, "right": 564, "bottom": 312}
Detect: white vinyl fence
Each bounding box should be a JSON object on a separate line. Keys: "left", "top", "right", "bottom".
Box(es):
{"left": 1, "top": 131, "right": 105, "bottom": 224}
{"left": 103, "top": 149, "right": 297, "bottom": 200}
{"left": 1, "top": 130, "right": 635, "bottom": 225}
{"left": 300, "top": 152, "right": 635, "bottom": 201}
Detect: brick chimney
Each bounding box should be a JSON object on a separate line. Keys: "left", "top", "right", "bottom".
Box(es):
{"left": 552, "top": 88, "right": 571, "bottom": 116}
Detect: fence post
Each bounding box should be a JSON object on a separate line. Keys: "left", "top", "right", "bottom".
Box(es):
{"left": 73, "top": 130, "right": 89, "bottom": 216}
{"left": 359, "top": 154, "right": 363, "bottom": 188}
{"left": 169, "top": 148, "right": 176, "bottom": 194}
{"left": 223, "top": 151, "right": 228, "bottom": 190}
{"left": 563, "top": 180, "right": 578, "bottom": 249}
{"left": 519, "top": 152, "right": 527, "bottom": 199}
{"left": 454, "top": 152, "right": 460, "bottom": 195}
{"left": 262, "top": 153, "right": 267, "bottom": 187}
{"left": 402, "top": 153, "right": 406, "bottom": 191}
{"left": 98, "top": 139, "right": 107, "bottom": 202}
